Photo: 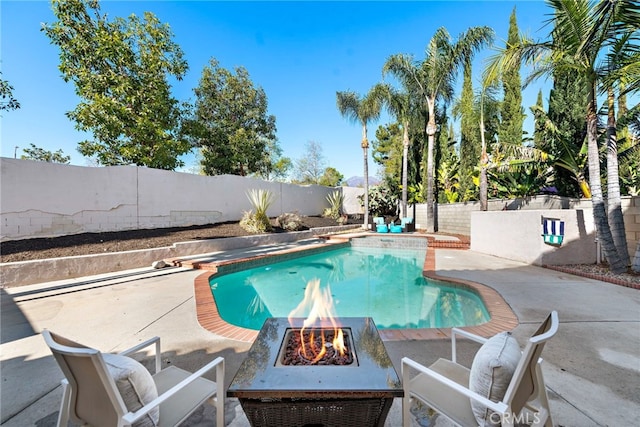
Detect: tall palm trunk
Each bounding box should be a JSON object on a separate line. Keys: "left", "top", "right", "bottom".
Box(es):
{"left": 401, "top": 119, "right": 409, "bottom": 218}
{"left": 586, "top": 83, "right": 626, "bottom": 273}
{"left": 606, "top": 87, "right": 630, "bottom": 266}
{"left": 425, "top": 99, "right": 437, "bottom": 232}
{"left": 361, "top": 124, "right": 370, "bottom": 228}
{"left": 479, "top": 104, "right": 488, "bottom": 211}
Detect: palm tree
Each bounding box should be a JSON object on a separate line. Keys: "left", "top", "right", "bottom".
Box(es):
{"left": 383, "top": 26, "right": 494, "bottom": 232}
{"left": 601, "top": 30, "right": 638, "bottom": 267}
{"left": 336, "top": 88, "right": 382, "bottom": 227}
{"left": 486, "top": 0, "right": 637, "bottom": 273}
{"left": 372, "top": 83, "right": 414, "bottom": 218}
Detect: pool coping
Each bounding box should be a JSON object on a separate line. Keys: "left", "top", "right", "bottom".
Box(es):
{"left": 193, "top": 233, "right": 518, "bottom": 342}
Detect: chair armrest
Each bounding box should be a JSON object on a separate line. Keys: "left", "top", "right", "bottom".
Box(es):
{"left": 402, "top": 357, "right": 508, "bottom": 414}
{"left": 122, "top": 356, "right": 225, "bottom": 425}
{"left": 118, "top": 336, "right": 161, "bottom": 374}
{"left": 451, "top": 328, "right": 487, "bottom": 364}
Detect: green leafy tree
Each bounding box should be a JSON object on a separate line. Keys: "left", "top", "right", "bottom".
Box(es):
{"left": 336, "top": 88, "right": 383, "bottom": 227}
{"left": 269, "top": 157, "right": 293, "bottom": 182}
{"left": 382, "top": 26, "right": 494, "bottom": 231}
{"left": 547, "top": 68, "right": 589, "bottom": 197}
{"left": 436, "top": 118, "right": 457, "bottom": 178}
{"left": 319, "top": 167, "right": 344, "bottom": 187}
{"left": 42, "top": 0, "right": 190, "bottom": 169}
{"left": 529, "top": 104, "right": 591, "bottom": 197}
{"left": 371, "top": 123, "right": 403, "bottom": 188}
{"left": 487, "top": 0, "right": 639, "bottom": 272}
{"left": 251, "top": 139, "right": 291, "bottom": 182}
{"left": 21, "top": 143, "right": 70, "bottom": 163}
{"left": 0, "top": 72, "right": 20, "bottom": 111}
{"left": 185, "top": 58, "right": 277, "bottom": 176}
{"left": 477, "top": 79, "right": 501, "bottom": 210}
{"left": 292, "top": 140, "right": 326, "bottom": 184}
{"left": 456, "top": 57, "right": 480, "bottom": 201}
{"left": 499, "top": 7, "right": 525, "bottom": 145}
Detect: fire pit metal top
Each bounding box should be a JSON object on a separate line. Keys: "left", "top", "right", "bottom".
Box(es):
{"left": 227, "top": 317, "right": 403, "bottom": 399}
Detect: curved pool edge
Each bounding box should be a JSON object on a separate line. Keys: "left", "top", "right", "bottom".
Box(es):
{"left": 193, "top": 234, "right": 518, "bottom": 342}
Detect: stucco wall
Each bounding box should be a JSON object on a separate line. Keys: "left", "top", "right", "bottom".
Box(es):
{"left": 0, "top": 158, "right": 364, "bottom": 241}
{"left": 470, "top": 209, "right": 597, "bottom": 265}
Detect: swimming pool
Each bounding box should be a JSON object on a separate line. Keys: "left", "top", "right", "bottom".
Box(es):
{"left": 209, "top": 242, "right": 490, "bottom": 330}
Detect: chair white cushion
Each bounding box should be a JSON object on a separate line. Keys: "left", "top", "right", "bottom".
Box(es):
{"left": 102, "top": 353, "right": 159, "bottom": 427}
{"left": 469, "top": 331, "right": 521, "bottom": 426}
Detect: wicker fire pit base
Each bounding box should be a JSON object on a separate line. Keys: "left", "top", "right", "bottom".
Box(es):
{"left": 239, "top": 397, "right": 393, "bottom": 427}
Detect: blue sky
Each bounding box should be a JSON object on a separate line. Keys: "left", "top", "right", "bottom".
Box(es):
{"left": 1, "top": 0, "right": 553, "bottom": 179}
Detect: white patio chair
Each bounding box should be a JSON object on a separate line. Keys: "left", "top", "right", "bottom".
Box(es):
{"left": 402, "top": 311, "right": 558, "bottom": 427}
{"left": 42, "top": 330, "right": 225, "bottom": 427}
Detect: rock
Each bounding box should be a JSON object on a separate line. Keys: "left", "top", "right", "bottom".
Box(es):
{"left": 152, "top": 260, "right": 167, "bottom": 269}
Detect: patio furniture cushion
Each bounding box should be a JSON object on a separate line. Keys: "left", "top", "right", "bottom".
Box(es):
{"left": 390, "top": 224, "right": 403, "bottom": 233}
{"left": 102, "top": 353, "right": 160, "bottom": 427}
{"left": 468, "top": 331, "right": 521, "bottom": 426}
{"left": 376, "top": 224, "right": 389, "bottom": 233}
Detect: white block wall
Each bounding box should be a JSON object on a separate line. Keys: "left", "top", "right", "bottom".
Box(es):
{"left": 470, "top": 209, "right": 597, "bottom": 265}
{"left": 0, "top": 158, "right": 364, "bottom": 241}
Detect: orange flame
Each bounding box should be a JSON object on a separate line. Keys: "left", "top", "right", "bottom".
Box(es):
{"left": 288, "top": 279, "right": 345, "bottom": 361}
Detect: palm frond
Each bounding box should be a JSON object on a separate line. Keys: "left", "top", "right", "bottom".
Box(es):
{"left": 618, "top": 139, "right": 640, "bottom": 161}
{"left": 336, "top": 91, "right": 360, "bottom": 124}
{"left": 617, "top": 103, "right": 640, "bottom": 131}
{"left": 362, "top": 87, "right": 383, "bottom": 123}
{"left": 598, "top": 30, "right": 640, "bottom": 94}
{"left": 382, "top": 54, "right": 425, "bottom": 95}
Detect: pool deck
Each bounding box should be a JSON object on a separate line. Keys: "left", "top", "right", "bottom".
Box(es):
{"left": 2, "top": 233, "right": 639, "bottom": 426}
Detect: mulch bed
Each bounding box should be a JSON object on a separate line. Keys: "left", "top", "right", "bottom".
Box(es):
{"left": 2, "top": 217, "right": 638, "bottom": 290}
{"left": 0, "top": 216, "right": 360, "bottom": 263}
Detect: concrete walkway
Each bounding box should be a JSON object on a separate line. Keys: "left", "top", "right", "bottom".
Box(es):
{"left": 1, "top": 248, "right": 639, "bottom": 426}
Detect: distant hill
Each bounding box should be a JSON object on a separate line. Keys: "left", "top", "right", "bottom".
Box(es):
{"left": 345, "top": 176, "right": 381, "bottom": 187}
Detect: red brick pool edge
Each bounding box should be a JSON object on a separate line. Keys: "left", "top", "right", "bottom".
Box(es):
{"left": 193, "top": 234, "right": 518, "bottom": 342}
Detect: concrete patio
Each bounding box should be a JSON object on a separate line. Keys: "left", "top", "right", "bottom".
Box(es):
{"left": 2, "top": 246, "right": 639, "bottom": 426}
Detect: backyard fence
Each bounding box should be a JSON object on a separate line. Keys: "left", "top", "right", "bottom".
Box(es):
{"left": 0, "top": 158, "right": 364, "bottom": 241}
{"left": 1, "top": 157, "right": 638, "bottom": 267}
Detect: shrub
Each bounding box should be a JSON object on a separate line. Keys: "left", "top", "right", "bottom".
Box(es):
{"left": 276, "top": 212, "right": 304, "bottom": 231}
{"left": 324, "top": 190, "right": 344, "bottom": 221}
{"left": 358, "top": 184, "right": 398, "bottom": 217}
{"left": 240, "top": 210, "right": 267, "bottom": 233}
{"left": 240, "top": 189, "right": 274, "bottom": 233}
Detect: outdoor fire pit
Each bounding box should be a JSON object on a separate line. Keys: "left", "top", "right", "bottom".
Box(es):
{"left": 227, "top": 317, "right": 403, "bottom": 427}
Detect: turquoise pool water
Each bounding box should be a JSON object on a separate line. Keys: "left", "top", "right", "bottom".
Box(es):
{"left": 210, "top": 245, "right": 489, "bottom": 330}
